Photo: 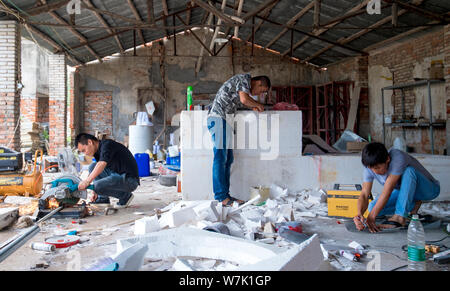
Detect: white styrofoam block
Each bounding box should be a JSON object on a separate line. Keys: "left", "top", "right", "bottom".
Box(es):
{"left": 0, "top": 207, "right": 19, "bottom": 230}
{"left": 181, "top": 110, "right": 450, "bottom": 201}
{"left": 116, "top": 228, "right": 322, "bottom": 270}
{"left": 134, "top": 215, "right": 160, "bottom": 235}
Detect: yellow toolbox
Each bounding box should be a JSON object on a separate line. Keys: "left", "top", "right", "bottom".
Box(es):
{"left": 327, "top": 184, "right": 372, "bottom": 218}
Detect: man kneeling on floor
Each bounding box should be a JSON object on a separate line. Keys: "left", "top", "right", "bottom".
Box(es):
{"left": 354, "top": 142, "right": 440, "bottom": 233}
{"left": 75, "top": 133, "right": 140, "bottom": 208}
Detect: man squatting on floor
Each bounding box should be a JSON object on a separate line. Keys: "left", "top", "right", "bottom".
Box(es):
{"left": 354, "top": 142, "right": 440, "bottom": 233}
{"left": 75, "top": 133, "right": 140, "bottom": 209}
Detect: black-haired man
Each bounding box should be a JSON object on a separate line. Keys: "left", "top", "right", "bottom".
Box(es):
{"left": 75, "top": 133, "right": 140, "bottom": 208}
{"left": 354, "top": 142, "right": 440, "bottom": 232}
{"left": 207, "top": 74, "right": 271, "bottom": 206}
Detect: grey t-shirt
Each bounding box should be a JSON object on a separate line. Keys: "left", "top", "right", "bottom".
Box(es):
{"left": 363, "top": 149, "right": 438, "bottom": 189}
{"left": 208, "top": 74, "right": 252, "bottom": 119}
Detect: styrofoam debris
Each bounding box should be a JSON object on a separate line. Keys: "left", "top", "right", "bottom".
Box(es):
{"left": 134, "top": 215, "right": 160, "bottom": 235}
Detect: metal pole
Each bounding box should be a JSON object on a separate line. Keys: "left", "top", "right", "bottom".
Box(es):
{"left": 382, "top": 89, "right": 385, "bottom": 145}
{"left": 428, "top": 81, "right": 434, "bottom": 154}
{"left": 0, "top": 206, "right": 63, "bottom": 264}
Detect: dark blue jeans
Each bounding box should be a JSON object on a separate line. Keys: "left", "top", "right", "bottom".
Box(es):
{"left": 207, "top": 117, "right": 234, "bottom": 202}
{"left": 88, "top": 162, "right": 139, "bottom": 204}
{"left": 369, "top": 166, "right": 440, "bottom": 218}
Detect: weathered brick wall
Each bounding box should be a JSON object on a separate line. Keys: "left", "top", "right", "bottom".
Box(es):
{"left": 445, "top": 25, "right": 450, "bottom": 155}
{"left": 37, "top": 94, "right": 49, "bottom": 123}
{"left": 83, "top": 91, "right": 113, "bottom": 137}
{"left": 48, "top": 54, "right": 67, "bottom": 155}
{"left": 369, "top": 27, "right": 447, "bottom": 154}
{"left": 369, "top": 28, "right": 445, "bottom": 119}
{"left": 0, "top": 21, "right": 20, "bottom": 150}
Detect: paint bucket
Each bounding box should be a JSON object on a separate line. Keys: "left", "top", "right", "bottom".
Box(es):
{"left": 250, "top": 186, "right": 270, "bottom": 206}
{"left": 129, "top": 125, "right": 154, "bottom": 155}
{"left": 30, "top": 242, "right": 55, "bottom": 252}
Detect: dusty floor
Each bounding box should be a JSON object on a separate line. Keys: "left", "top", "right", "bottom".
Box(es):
{"left": 0, "top": 170, "right": 449, "bottom": 271}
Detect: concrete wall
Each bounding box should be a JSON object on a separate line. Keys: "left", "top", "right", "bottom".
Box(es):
{"left": 180, "top": 111, "right": 450, "bottom": 202}
{"left": 74, "top": 31, "right": 317, "bottom": 145}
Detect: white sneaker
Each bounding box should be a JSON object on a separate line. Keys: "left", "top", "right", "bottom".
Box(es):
{"left": 113, "top": 194, "right": 134, "bottom": 209}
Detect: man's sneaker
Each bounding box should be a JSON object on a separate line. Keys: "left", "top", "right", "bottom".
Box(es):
{"left": 114, "top": 193, "right": 134, "bottom": 209}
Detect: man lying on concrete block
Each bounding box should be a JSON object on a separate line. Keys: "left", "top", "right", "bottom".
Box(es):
{"left": 354, "top": 142, "right": 440, "bottom": 232}
{"left": 75, "top": 133, "right": 140, "bottom": 209}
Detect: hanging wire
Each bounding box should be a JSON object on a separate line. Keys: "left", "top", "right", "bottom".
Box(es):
{"left": 1, "top": 0, "right": 85, "bottom": 62}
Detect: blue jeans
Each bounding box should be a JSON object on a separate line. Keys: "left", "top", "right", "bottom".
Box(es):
{"left": 207, "top": 117, "right": 234, "bottom": 202}
{"left": 88, "top": 162, "right": 139, "bottom": 204}
{"left": 369, "top": 166, "right": 440, "bottom": 218}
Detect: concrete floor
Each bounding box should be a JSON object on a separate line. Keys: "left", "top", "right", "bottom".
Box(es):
{"left": 0, "top": 171, "right": 448, "bottom": 271}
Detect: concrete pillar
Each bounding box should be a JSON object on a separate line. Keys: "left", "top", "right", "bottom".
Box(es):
{"left": 48, "top": 53, "right": 67, "bottom": 155}
{"left": 0, "top": 20, "right": 21, "bottom": 150}
{"left": 445, "top": 25, "right": 450, "bottom": 155}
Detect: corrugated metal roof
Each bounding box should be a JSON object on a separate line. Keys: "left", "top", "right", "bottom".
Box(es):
{"left": 1, "top": 0, "right": 448, "bottom": 67}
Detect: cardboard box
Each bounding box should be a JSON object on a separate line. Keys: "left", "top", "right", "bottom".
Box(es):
{"left": 346, "top": 141, "right": 369, "bottom": 152}
{"left": 327, "top": 184, "right": 371, "bottom": 218}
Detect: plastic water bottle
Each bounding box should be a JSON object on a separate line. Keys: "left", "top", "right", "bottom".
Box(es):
{"left": 407, "top": 214, "right": 426, "bottom": 271}
{"left": 187, "top": 86, "right": 193, "bottom": 111}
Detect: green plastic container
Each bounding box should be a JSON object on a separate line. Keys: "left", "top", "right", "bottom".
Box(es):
{"left": 187, "top": 86, "right": 193, "bottom": 111}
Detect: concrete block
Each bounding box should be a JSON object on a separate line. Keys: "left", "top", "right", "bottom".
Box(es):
{"left": 0, "top": 207, "right": 19, "bottom": 230}
{"left": 134, "top": 215, "right": 160, "bottom": 235}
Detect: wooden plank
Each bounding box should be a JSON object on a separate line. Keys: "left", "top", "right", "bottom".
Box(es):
{"left": 345, "top": 86, "right": 361, "bottom": 131}
{"left": 281, "top": 0, "right": 371, "bottom": 57}
{"left": 25, "top": 0, "right": 71, "bottom": 16}
{"left": 126, "top": 0, "right": 146, "bottom": 45}
{"left": 83, "top": 0, "right": 124, "bottom": 53}
{"left": 265, "top": 1, "right": 314, "bottom": 49}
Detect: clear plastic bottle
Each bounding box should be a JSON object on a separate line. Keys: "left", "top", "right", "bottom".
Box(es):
{"left": 407, "top": 214, "right": 426, "bottom": 271}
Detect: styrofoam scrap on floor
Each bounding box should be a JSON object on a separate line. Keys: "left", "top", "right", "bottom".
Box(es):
{"left": 244, "top": 218, "right": 261, "bottom": 233}
{"left": 264, "top": 199, "right": 278, "bottom": 209}
{"left": 225, "top": 219, "right": 246, "bottom": 238}
{"left": 3, "top": 196, "right": 37, "bottom": 205}
{"left": 295, "top": 211, "right": 316, "bottom": 218}
{"left": 191, "top": 258, "right": 217, "bottom": 270}
{"left": 239, "top": 208, "right": 265, "bottom": 222}
{"left": 192, "top": 200, "right": 220, "bottom": 222}
{"left": 279, "top": 204, "right": 293, "bottom": 221}
{"left": 237, "top": 234, "right": 323, "bottom": 271}
{"left": 269, "top": 184, "right": 288, "bottom": 200}
{"left": 228, "top": 195, "right": 261, "bottom": 216}
{"left": 171, "top": 258, "right": 195, "bottom": 271}
{"left": 115, "top": 228, "right": 322, "bottom": 271}
{"left": 134, "top": 215, "right": 160, "bottom": 235}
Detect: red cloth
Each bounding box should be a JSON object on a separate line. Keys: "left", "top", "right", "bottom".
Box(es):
{"left": 272, "top": 102, "right": 299, "bottom": 111}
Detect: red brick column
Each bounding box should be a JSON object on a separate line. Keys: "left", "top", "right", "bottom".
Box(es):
{"left": 0, "top": 21, "right": 21, "bottom": 150}
{"left": 48, "top": 54, "right": 67, "bottom": 155}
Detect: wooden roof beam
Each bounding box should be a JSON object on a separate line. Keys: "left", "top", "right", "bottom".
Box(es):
{"left": 265, "top": 1, "right": 315, "bottom": 49}
{"left": 126, "top": 0, "right": 147, "bottom": 45}
{"left": 82, "top": 0, "right": 124, "bottom": 53}
{"left": 191, "top": 0, "right": 241, "bottom": 25}
{"left": 281, "top": 0, "right": 371, "bottom": 57}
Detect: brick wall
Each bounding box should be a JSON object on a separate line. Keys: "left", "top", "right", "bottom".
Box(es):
{"left": 83, "top": 91, "right": 113, "bottom": 137}
{"left": 370, "top": 28, "right": 445, "bottom": 119}
{"left": 37, "top": 95, "right": 49, "bottom": 123}
{"left": 369, "top": 27, "right": 447, "bottom": 154}
{"left": 0, "top": 21, "right": 20, "bottom": 150}
{"left": 48, "top": 54, "right": 67, "bottom": 155}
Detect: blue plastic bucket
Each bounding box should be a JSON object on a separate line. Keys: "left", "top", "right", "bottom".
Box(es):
{"left": 134, "top": 153, "right": 150, "bottom": 177}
